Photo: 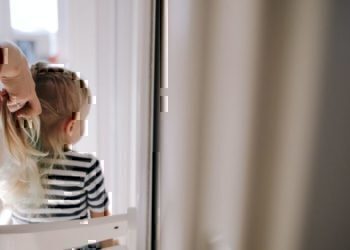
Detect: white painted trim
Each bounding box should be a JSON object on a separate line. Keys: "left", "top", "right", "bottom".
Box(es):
{"left": 0, "top": 208, "right": 137, "bottom": 250}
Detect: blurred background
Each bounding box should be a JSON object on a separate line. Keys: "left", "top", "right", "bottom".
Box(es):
{"left": 162, "top": 0, "right": 350, "bottom": 250}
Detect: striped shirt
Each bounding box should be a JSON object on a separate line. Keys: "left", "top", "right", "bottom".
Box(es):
{"left": 11, "top": 151, "right": 109, "bottom": 224}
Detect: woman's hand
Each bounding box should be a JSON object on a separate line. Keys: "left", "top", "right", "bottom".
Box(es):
{"left": 3, "top": 84, "right": 42, "bottom": 118}
{"left": 0, "top": 42, "right": 42, "bottom": 118}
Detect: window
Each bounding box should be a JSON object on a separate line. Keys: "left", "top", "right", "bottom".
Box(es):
{"left": 10, "top": 0, "right": 58, "bottom": 33}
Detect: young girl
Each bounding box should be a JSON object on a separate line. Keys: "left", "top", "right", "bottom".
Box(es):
{"left": 10, "top": 62, "right": 110, "bottom": 224}
{"left": 1, "top": 42, "right": 115, "bottom": 248}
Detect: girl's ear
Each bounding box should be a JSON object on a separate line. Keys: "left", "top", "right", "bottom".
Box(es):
{"left": 64, "top": 118, "right": 76, "bottom": 137}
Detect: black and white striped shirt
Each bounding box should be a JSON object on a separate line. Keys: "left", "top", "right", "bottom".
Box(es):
{"left": 11, "top": 151, "right": 109, "bottom": 224}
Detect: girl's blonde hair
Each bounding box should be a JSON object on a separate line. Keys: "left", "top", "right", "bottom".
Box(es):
{"left": 0, "top": 62, "right": 89, "bottom": 209}
{"left": 32, "top": 62, "right": 89, "bottom": 158}
{"left": 0, "top": 90, "right": 44, "bottom": 208}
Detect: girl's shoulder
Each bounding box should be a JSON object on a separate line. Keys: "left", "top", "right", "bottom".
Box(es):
{"left": 63, "top": 150, "right": 100, "bottom": 170}
{"left": 64, "top": 150, "right": 97, "bottom": 161}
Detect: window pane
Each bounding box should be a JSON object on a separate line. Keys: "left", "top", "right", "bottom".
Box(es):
{"left": 10, "top": 0, "right": 58, "bottom": 33}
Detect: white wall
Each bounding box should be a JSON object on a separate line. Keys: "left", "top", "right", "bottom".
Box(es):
{"left": 58, "top": 1, "right": 154, "bottom": 249}
{"left": 58, "top": 0, "right": 98, "bottom": 156}
{"left": 0, "top": 0, "right": 12, "bottom": 40}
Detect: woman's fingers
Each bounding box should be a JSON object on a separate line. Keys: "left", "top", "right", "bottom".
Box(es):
{"left": 2, "top": 88, "right": 42, "bottom": 117}
{"left": 7, "top": 99, "right": 26, "bottom": 113}
{"left": 16, "top": 97, "right": 42, "bottom": 118}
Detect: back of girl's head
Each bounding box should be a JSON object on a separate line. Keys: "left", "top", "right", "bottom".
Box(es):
{"left": 31, "top": 62, "right": 89, "bottom": 157}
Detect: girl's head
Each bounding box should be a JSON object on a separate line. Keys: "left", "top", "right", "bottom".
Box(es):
{"left": 31, "top": 62, "right": 90, "bottom": 157}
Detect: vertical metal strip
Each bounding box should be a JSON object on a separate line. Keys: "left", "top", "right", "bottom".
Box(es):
{"left": 151, "top": 0, "right": 163, "bottom": 249}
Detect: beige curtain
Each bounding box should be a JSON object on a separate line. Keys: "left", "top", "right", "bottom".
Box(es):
{"left": 161, "top": 0, "right": 349, "bottom": 250}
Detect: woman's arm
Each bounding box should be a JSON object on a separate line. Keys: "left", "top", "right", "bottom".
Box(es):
{"left": 0, "top": 42, "right": 41, "bottom": 117}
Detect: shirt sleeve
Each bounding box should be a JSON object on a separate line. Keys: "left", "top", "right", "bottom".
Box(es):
{"left": 84, "top": 157, "right": 109, "bottom": 213}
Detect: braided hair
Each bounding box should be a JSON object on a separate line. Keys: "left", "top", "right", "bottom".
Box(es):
{"left": 31, "top": 62, "right": 89, "bottom": 157}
